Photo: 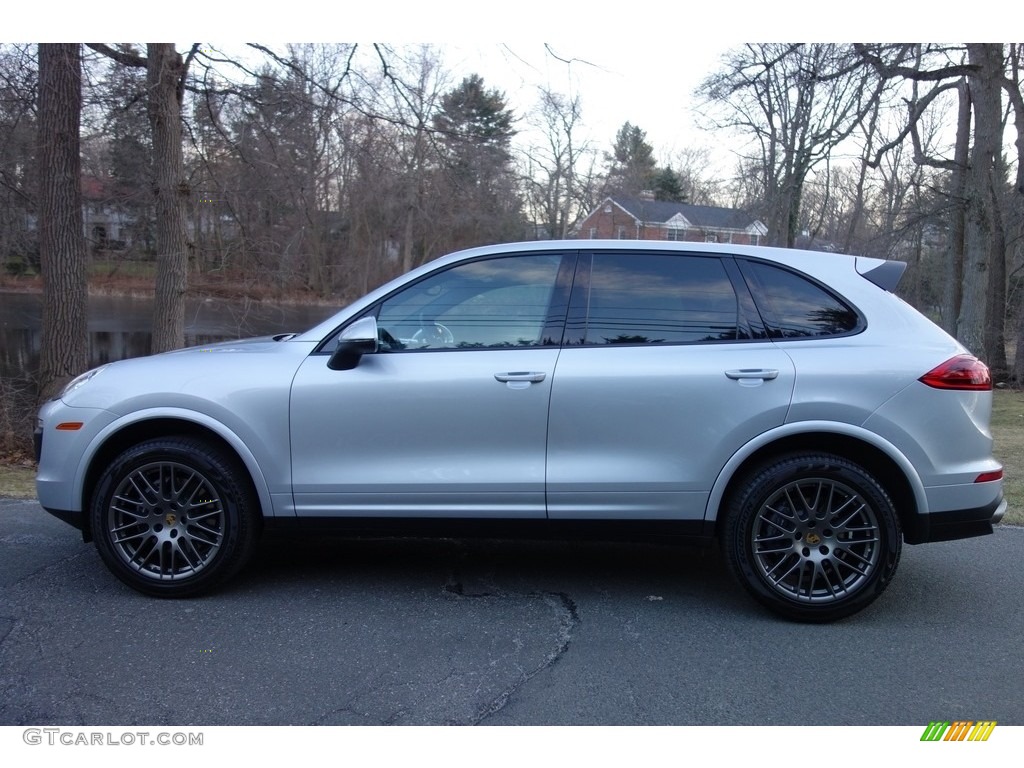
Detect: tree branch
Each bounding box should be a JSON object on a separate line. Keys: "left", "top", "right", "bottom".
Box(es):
{"left": 85, "top": 43, "right": 146, "bottom": 68}
{"left": 863, "top": 81, "right": 961, "bottom": 169}
{"left": 854, "top": 43, "right": 977, "bottom": 81}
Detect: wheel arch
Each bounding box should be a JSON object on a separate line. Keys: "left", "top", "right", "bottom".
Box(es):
{"left": 77, "top": 410, "right": 274, "bottom": 542}
{"left": 707, "top": 423, "right": 927, "bottom": 540}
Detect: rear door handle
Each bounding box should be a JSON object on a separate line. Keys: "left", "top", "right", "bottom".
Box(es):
{"left": 494, "top": 371, "right": 546, "bottom": 383}
{"left": 725, "top": 369, "right": 779, "bottom": 381}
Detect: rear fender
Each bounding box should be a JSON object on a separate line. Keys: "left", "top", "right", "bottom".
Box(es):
{"left": 705, "top": 421, "right": 927, "bottom": 524}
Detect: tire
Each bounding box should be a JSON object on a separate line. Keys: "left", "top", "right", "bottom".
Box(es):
{"left": 90, "top": 436, "right": 261, "bottom": 597}
{"left": 721, "top": 453, "right": 902, "bottom": 622}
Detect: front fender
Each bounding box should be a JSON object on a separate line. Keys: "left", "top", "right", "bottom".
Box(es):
{"left": 73, "top": 407, "right": 279, "bottom": 519}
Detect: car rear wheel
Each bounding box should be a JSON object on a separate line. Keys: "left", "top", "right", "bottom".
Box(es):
{"left": 90, "top": 437, "right": 260, "bottom": 597}
{"left": 722, "top": 453, "right": 902, "bottom": 622}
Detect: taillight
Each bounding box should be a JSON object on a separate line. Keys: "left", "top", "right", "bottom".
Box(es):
{"left": 919, "top": 355, "right": 992, "bottom": 391}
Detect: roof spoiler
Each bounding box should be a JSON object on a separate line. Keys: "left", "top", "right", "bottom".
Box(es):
{"left": 856, "top": 258, "right": 907, "bottom": 292}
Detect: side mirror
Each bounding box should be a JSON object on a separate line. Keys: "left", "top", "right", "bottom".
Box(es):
{"left": 327, "top": 316, "right": 379, "bottom": 371}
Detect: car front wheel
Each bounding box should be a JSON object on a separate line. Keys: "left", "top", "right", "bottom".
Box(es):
{"left": 722, "top": 453, "right": 902, "bottom": 622}
{"left": 90, "top": 437, "right": 260, "bottom": 597}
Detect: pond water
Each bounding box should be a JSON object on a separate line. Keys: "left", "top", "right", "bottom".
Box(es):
{"left": 0, "top": 291, "right": 337, "bottom": 380}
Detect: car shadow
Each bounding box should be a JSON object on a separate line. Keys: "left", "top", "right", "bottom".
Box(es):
{"left": 239, "top": 531, "right": 746, "bottom": 610}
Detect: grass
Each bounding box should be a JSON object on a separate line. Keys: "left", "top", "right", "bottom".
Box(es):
{"left": 89, "top": 259, "right": 159, "bottom": 279}
{"left": 0, "top": 459, "right": 36, "bottom": 498}
{"left": 991, "top": 387, "right": 1024, "bottom": 525}
{"left": 3, "top": 390, "right": 1023, "bottom": 525}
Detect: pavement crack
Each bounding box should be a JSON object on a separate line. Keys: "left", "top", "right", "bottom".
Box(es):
{"left": 470, "top": 589, "right": 580, "bottom": 725}
{"left": 0, "top": 616, "right": 17, "bottom": 649}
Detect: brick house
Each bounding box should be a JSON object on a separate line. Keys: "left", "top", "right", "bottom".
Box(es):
{"left": 576, "top": 194, "right": 767, "bottom": 245}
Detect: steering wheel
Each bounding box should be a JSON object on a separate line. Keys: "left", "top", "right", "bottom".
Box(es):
{"left": 411, "top": 322, "right": 455, "bottom": 347}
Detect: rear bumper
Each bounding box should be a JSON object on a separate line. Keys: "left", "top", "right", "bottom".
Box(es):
{"left": 904, "top": 494, "right": 1006, "bottom": 544}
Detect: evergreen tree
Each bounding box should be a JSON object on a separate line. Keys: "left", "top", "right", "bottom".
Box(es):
{"left": 431, "top": 74, "right": 523, "bottom": 249}
{"left": 433, "top": 74, "right": 515, "bottom": 177}
{"left": 652, "top": 166, "right": 686, "bottom": 202}
{"left": 605, "top": 122, "right": 656, "bottom": 195}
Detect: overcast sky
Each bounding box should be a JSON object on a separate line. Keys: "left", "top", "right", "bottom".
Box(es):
{"left": 13, "top": 1, "right": 997, "bottom": 173}
{"left": 443, "top": 42, "right": 729, "bottom": 164}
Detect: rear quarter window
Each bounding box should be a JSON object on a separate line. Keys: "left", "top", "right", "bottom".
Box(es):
{"left": 739, "top": 259, "right": 862, "bottom": 338}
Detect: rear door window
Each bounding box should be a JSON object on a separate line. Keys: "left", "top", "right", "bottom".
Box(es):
{"left": 573, "top": 252, "right": 744, "bottom": 345}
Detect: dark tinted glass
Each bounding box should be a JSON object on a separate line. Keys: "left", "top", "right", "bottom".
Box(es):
{"left": 741, "top": 260, "right": 860, "bottom": 338}
{"left": 584, "top": 253, "right": 740, "bottom": 345}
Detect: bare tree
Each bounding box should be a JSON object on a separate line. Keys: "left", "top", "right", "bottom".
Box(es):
{"left": 662, "top": 147, "right": 724, "bottom": 207}
{"left": 968, "top": 44, "right": 1009, "bottom": 375}
{"left": 0, "top": 45, "right": 38, "bottom": 277}
{"left": 521, "top": 87, "right": 595, "bottom": 238}
{"left": 1008, "top": 43, "right": 1024, "bottom": 383}
{"left": 368, "top": 45, "right": 450, "bottom": 274}
{"left": 37, "top": 43, "right": 88, "bottom": 402}
{"left": 856, "top": 43, "right": 1023, "bottom": 377}
{"left": 87, "top": 43, "right": 196, "bottom": 353}
{"left": 699, "top": 44, "right": 885, "bottom": 247}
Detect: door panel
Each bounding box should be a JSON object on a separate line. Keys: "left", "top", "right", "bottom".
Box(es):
{"left": 290, "top": 349, "right": 560, "bottom": 517}
{"left": 546, "top": 343, "right": 794, "bottom": 519}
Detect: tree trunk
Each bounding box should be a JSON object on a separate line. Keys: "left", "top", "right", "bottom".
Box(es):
{"left": 1013, "top": 286, "right": 1024, "bottom": 384}
{"left": 147, "top": 44, "right": 191, "bottom": 353}
{"left": 37, "top": 43, "right": 88, "bottom": 403}
{"left": 957, "top": 44, "right": 1005, "bottom": 360}
{"left": 941, "top": 80, "right": 970, "bottom": 336}
{"left": 976, "top": 45, "right": 1008, "bottom": 376}
{"left": 982, "top": 161, "right": 1008, "bottom": 378}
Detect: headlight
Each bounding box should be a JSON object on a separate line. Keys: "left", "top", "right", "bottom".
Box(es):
{"left": 60, "top": 365, "right": 108, "bottom": 398}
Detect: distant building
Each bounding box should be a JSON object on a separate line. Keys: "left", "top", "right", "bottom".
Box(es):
{"left": 577, "top": 194, "right": 767, "bottom": 245}
{"left": 80, "top": 175, "right": 149, "bottom": 252}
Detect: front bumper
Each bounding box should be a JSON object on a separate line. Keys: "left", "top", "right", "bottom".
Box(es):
{"left": 35, "top": 400, "right": 118, "bottom": 539}
{"left": 36, "top": 404, "right": 92, "bottom": 541}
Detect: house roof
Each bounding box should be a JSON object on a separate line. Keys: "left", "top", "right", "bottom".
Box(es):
{"left": 81, "top": 174, "right": 143, "bottom": 202}
{"left": 606, "top": 196, "right": 763, "bottom": 232}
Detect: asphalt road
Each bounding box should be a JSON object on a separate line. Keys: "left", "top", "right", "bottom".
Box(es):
{"left": 1, "top": 496, "right": 1022, "bottom": 726}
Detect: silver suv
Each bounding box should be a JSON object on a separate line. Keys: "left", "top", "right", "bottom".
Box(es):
{"left": 35, "top": 241, "right": 1006, "bottom": 621}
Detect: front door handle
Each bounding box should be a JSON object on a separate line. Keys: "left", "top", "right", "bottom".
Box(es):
{"left": 725, "top": 369, "right": 779, "bottom": 381}
{"left": 494, "top": 371, "right": 546, "bottom": 383}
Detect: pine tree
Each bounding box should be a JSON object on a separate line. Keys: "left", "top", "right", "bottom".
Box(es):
{"left": 431, "top": 74, "right": 523, "bottom": 249}
{"left": 652, "top": 166, "right": 686, "bottom": 202}
{"left": 605, "top": 122, "right": 656, "bottom": 195}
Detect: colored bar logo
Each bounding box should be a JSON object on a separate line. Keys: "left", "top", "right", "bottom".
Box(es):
{"left": 920, "top": 721, "right": 997, "bottom": 741}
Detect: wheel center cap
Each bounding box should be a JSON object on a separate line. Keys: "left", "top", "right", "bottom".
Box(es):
{"left": 805, "top": 532, "right": 821, "bottom": 546}
{"left": 165, "top": 513, "right": 177, "bottom": 526}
